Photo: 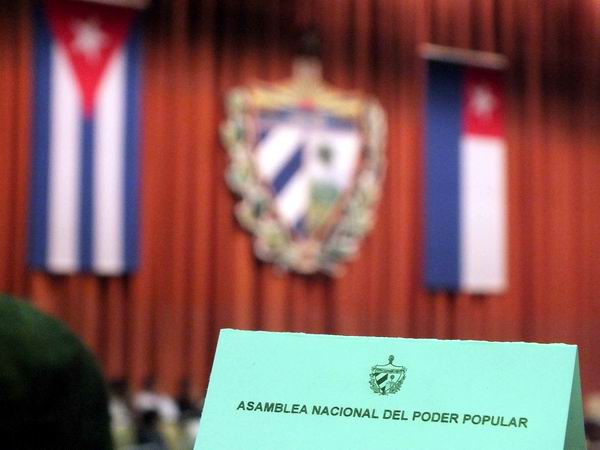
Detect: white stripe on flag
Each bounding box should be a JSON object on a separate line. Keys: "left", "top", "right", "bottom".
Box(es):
{"left": 255, "top": 124, "right": 303, "bottom": 180}
{"left": 93, "top": 48, "right": 126, "bottom": 274}
{"left": 460, "top": 136, "right": 507, "bottom": 293}
{"left": 47, "top": 43, "right": 81, "bottom": 273}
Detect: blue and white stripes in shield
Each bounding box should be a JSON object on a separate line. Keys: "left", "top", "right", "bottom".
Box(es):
{"left": 272, "top": 144, "right": 304, "bottom": 196}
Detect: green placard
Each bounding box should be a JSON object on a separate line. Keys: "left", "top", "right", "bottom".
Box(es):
{"left": 194, "top": 330, "right": 585, "bottom": 450}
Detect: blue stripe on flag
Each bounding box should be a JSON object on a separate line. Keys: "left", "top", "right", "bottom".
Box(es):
{"left": 79, "top": 117, "right": 95, "bottom": 271}
{"left": 424, "top": 61, "right": 463, "bottom": 290}
{"left": 124, "top": 23, "right": 142, "bottom": 271}
{"left": 272, "top": 144, "right": 303, "bottom": 195}
{"left": 29, "top": 7, "right": 52, "bottom": 269}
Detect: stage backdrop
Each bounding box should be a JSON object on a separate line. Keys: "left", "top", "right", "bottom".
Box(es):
{"left": 1, "top": 0, "right": 599, "bottom": 398}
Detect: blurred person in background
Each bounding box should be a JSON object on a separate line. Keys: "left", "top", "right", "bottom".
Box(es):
{"left": 136, "top": 410, "right": 169, "bottom": 450}
{"left": 109, "top": 378, "right": 135, "bottom": 448}
{"left": 176, "top": 378, "right": 201, "bottom": 419}
{"left": 110, "top": 378, "right": 133, "bottom": 429}
{"left": 133, "top": 375, "right": 179, "bottom": 424}
{"left": 0, "top": 294, "right": 112, "bottom": 450}
{"left": 586, "top": 393, "right": 600, "bottom": 449}
{"left": 176, "top": 379, "right": 203, "bottom": 449}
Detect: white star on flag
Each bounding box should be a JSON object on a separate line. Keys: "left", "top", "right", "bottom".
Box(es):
{"left": 71, "top": 18, "right": 107, "bottom": 62}
{"left": 470, "top": 84, "right": 496, "bottom": 118}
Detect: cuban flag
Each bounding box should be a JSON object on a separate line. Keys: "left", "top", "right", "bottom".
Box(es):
{"left": 29, "top": 0, "right": 142, "bottom": 274}
{"left": 424, "top": 61, "right": 507, "bottom": 293}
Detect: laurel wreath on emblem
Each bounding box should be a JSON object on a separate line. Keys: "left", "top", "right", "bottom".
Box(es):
{"left": 369, "top": 368, "right": 406, "bottom": 395}
{"left": 221, "top": 80, "right": 386, "bottom": 276}
{"left": 369, "top": 355, "right": 407, "bottom": 395}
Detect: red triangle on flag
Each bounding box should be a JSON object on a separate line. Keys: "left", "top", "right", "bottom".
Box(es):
{"left": 45, "top": 0, "right": 137, "bottom": 117}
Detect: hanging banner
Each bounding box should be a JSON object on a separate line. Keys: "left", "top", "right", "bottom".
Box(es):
{"left": 29, "top": 0, "right": 142, "bottom": 274}
{"left": 422, "top": 45, "right": 508, "bottom": 294}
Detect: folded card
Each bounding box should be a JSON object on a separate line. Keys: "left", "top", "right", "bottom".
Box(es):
{"left": 194, "top": 330, "right": 584, "bottom": 450}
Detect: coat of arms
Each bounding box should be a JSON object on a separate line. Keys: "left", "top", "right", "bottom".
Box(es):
{"left": 369, "top": 355, "right": 407, "bottom": 396}
{"left": 221, "top": 59, "right": 386, "bottom": 275}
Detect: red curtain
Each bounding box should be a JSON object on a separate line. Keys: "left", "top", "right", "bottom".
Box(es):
{"left": 1, "top": 0, "right": 599, "bottom": 399}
